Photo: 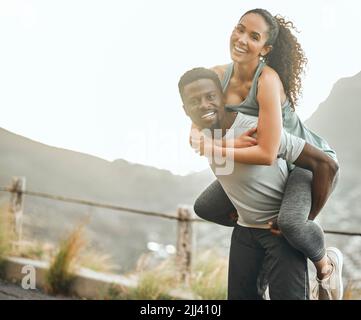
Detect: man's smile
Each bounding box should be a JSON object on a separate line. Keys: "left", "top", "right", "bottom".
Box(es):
{"left": 201, "top": 110, "right": 217, "bottom": 119}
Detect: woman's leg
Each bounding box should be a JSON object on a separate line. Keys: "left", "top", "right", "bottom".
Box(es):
{"left": 194, "top": 180, "right": 237, "bottom": 227}
{"left": 277, "top": 167, "right": 327, "bottom": 261}
{"left": 277, "top": 166, "right": 343, "bottom": 299}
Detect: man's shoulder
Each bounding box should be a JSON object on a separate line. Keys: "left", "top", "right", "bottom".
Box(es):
{"left": 226, "top": 113, "right": 258, "bottom": 137}
{"left": 235, "top": 113, "right": 258, "bottom": 128}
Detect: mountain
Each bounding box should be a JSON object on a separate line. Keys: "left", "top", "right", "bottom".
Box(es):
{"left": 304, "top": 70, "right": 361, "bottom": 229}
{"left": 305, "top": 71, "right": 361, "bottom": 278}
{"left": 306, "top": 71, "right": 361, "bottom": 167}
{"left": 0, "top": 127, "right": 213, "bottom": 211}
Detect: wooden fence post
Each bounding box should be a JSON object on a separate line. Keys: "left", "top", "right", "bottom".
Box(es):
{"left": 9, "top": 177, "right": 26, "bottom": 243}
{"left": 176, "top": 206, "right": 192, "bottom": 285}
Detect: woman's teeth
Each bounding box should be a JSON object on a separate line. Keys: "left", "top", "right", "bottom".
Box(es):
{"left": 235, "top": 46, "right": 247, "bottom": 53}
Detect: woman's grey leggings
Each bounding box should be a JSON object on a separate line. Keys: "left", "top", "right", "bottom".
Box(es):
{"left": 194, "top": 167, "right": 338, "bottom": 262}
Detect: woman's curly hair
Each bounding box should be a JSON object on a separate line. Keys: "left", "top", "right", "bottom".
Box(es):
{"left": 242, "top": 9, "right": 308, "bottom": 108}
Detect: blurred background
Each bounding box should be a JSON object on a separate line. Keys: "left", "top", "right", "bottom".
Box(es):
{"left": 0, "top": 0, "right": 360, "bottom": 293}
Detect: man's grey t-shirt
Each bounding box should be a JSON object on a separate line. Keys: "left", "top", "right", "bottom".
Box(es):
{"left": 209, "top": 113, "right": 305, "bottom": 229}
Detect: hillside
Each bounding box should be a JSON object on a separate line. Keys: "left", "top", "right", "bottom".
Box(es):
{"left": 0, "top": 127, "right": 216, "bottom": 271}
{"left": 305, "top": 71, "right": 361, "bottom": 278}
{"left": 306, "top": 71, "right": 361, "bottom": 167}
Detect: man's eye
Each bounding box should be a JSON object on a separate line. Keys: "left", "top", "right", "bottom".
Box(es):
{"left": 208, "top": 94, "right": 216, "bottom": 100}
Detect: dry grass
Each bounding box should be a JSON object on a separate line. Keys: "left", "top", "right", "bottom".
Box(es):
{"left": 9, "top": 239, "right": 115, "bottom": 275}
{"left": 106, "top": 249, "right": 228, "bottom": 300}
{"left": 343, "top": 280, "right": 361, "bottom": 300}
{"left": 122, "top": 254, "right": 177, "bottom": 300}
{"left": 77, "top": 249, "right": 116, "bottom": 274}
{"left": 0, "top": 206, "right": 16, "bottom": 276}
{"left": 10, "top": 240, "right": 55, "bottom": 261}
{"left": 190, "top": 249, "right": 228, "bottom": 300}
{"left": 98, "top": 254, "right": 177, "bottom": 300}
{"left": 0, "top": 207, "right": 11, "bottom": 256}
{"left": 45, "top": 221, "right": 87, "bottom": 294}
{"left": 1, "top": 207, "right": 116, "bottom": 290}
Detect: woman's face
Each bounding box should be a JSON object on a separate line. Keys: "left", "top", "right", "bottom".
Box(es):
{"left": 230, "top": 13, "right": 272, "bottom": 64}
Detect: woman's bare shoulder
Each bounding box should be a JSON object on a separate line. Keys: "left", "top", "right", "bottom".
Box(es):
{"left": 259, "top": 65, "right": 281, "bottom": 83}
{"left": 258, "top": 65, "right": 286, "bottom": 101}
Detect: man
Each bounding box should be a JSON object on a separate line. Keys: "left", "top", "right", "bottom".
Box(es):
{"left": 178, "top": 67, "right": 342, "bottom": 300}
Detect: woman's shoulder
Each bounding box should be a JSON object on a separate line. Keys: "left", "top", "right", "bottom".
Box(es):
{"left": 258, "top": 65, "right": 284, "bottom": 92}
{"left": 258, "top": 64, "right": 286, "bottom": 102}
{"left": 259, "top": 65, "right": 281, "bottom": 83}
{"left": 210, "top": 64, "right": 229, "bottom": 82}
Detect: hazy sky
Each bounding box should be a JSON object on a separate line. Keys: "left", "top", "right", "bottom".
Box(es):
{"left": 1, "top": 0, "right": 360, "bottom": 175}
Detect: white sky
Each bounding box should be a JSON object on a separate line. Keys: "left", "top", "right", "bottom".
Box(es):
{"left": 1, "top": 0, "right": 360, "bottom": 175}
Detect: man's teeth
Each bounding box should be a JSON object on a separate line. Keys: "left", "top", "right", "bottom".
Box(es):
{"left": 201, "top": 111, "right": 216, "bottom": 119}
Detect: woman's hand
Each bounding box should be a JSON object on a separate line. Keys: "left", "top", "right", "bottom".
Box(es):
{"left": 216, "top": 127, "right": 258, "bottom": 148}
{"left": 190, "top": 125, "right": 258, "bottom": 157}
{"left": 190, "top": 129, "right": 213, "bottom": 156}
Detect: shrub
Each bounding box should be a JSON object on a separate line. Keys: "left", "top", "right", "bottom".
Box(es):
{"left": 45, "top": 222, "right": 86, "bottom": 294}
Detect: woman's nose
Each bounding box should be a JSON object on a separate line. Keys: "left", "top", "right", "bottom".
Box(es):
{"left": 237, "top": 34, "right": 247, "bottom": 45}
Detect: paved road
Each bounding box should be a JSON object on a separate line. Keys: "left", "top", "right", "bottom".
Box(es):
{"left": 0, "top": 279, "right": 71, "bottom": 300}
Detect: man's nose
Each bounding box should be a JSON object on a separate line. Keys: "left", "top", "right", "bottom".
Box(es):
{"left": 200, "top": 98, "right": 211, "bottom": 109}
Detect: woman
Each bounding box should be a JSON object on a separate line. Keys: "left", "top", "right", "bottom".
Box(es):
{"left": 191, "top": 8, "right": 342, "bottom": 300}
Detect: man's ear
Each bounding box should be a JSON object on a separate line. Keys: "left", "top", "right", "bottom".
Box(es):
{"left": 182, "top": 104, "right": 190, "bottom": 116}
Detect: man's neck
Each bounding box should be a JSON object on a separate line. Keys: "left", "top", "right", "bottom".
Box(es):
{"left": 218, "top": 111, "right": 237, "bottom": 137}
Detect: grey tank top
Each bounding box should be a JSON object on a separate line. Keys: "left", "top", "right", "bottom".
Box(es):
{"left": 222, "top": 61, "right": 338, "bottom": 163}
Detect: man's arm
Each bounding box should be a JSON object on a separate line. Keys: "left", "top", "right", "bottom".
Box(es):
{"left": 271, "top": 130, "right": 339, "bottom": 220}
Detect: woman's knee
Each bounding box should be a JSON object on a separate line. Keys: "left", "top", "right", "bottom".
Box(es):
{"left": 193, "top": 195, "right": 208, "bottom": 219}
{"left": 194, "top": 184, "right": 237, "bottom": 226}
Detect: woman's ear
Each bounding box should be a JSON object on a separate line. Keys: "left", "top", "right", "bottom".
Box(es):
{"left": 261, "top": 45, "right": 272, "bottom": 58}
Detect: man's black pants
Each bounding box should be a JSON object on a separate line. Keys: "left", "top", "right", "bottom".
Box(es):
{"left": 228, "top": 224, "right": 310, "bottom": 300}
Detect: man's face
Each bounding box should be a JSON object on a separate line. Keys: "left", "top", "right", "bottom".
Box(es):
{"left": 182, "top": 79, "right": 225, "bottom": 130}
